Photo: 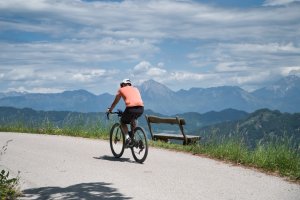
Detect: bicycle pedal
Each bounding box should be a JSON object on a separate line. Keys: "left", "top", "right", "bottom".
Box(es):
{"left": 125, "top": 138, "right": 133, "bottom": 148}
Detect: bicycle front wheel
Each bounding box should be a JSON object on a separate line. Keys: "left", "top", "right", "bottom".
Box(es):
{"left": 109, "top": 123, "right": 125, "bottom": 158}
{"left": 131, "top": 127, "right": 148, "bottom": 163}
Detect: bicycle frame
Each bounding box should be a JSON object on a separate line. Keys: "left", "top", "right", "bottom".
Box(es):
{"left": 106, "top": 110, "right": 148, "bottom": 163}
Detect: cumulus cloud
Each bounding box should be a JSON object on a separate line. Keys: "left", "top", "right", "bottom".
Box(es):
{"left": 222, "top": 43, "right": 300, "bottom": 54}
{"left": 132, "top": 61, "right": 167, "bottom": 79}
{"left": 0, "top": 38, "right": 158, "bottom": 66}
{"left": 0, "top": 66, "right": 118, "bottom": 93}
{"left": 280, "top": 66, "right": 300, "bottom": 76}
{"left": 6, "top": 86, "right": 64, "bottom": 94}
{"left": 0, "top": 0, "right": 300, "bottom": 93}
{"left": 188, "top": 42, "right": 300, "bottom": 86}
{"left": 1, "top": 0, "right": 299, "bottom": 41}
{"left": 71, "top": 69, "right": 106, "bottom": 82}
{"left": 130, "top": 61, "right": 220, "bottom": 89}
{"left": 263, "top": 0, "right": 300, "bottom": 6}
{"left": 133, "top": 61, "right": 152, "bottom": 74}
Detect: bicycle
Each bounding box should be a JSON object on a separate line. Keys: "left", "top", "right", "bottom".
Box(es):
{"left": 106, "top": 110, "right": 148, "bottom": 163}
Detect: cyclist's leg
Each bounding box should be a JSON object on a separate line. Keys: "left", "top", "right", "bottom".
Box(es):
{"left": 121, "top": 122, "right": 128, "bottom": 135}
{"left": 129, "top": 106, "right": 144, "bottom": 133}
{"left": 120, "top": 108, "right": 131, "bottom": 137}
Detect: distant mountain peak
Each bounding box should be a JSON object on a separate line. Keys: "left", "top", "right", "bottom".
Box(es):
{"left": 139, "top": 79, "right": 173, "bottom": 93}
{"left": 62, "top": 89, "right": 95, "bottom": 97}
{"left": 277, "top": 75, "right": 300, "bottom": 86}
{"left": 252, "top": 75, "right": 300, "bottom": 101}
{"left": 283, "top": 74, "right": 300, "bottom": 81}
{"left": 140, "top": 79, "right": 168, "bottom": 87}
{"left": 266, "top": 75, "right": 300, "bottom": 93}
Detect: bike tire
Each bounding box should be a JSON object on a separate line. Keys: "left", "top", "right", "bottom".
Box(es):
{"left": 131, "top": 127, "right": 148, "bottom": 163}
{"left": 109, "top": 123, "right": 125, "bottom": 158}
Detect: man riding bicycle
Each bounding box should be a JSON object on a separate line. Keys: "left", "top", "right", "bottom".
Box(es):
{"left": 107, "top": 79, "right": 144, "bottom": 146}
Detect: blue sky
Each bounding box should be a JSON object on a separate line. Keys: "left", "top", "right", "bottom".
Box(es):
{"left": 0, "top": 0, "right": 300, "bottom": 94}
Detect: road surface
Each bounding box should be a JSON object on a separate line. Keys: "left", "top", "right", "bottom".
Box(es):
{"left": 0, "top": 132, "right": 299, "bottom": 200}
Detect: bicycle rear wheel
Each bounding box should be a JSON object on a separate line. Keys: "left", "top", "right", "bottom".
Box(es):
{"left": 131, "top": 127, "right": 148, "bottom": 163}
{"left": 109, "top": 123, "right": 125, "bottom": 158}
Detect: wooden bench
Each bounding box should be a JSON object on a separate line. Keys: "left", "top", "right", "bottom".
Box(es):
{"left": 145, "top": 115, "right": 201, "bottom": 145}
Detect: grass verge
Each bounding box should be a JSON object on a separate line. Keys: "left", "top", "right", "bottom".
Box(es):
{"left": 149, "top": 138, "right": 300, "bottom": 182}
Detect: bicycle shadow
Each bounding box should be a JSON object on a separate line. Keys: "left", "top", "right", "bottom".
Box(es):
{"left": 94, "top": 155, "right": 135, "bottom": 163}
{"left": 21, "top": 182, "right": 132, "bottom": 200}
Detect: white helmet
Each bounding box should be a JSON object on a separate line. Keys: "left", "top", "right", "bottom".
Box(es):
{"left": 121, "top": 78, "right": 131, "bottom": 85}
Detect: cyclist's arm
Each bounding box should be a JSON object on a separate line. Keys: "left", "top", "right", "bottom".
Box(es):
{"left": 108, "top": 94, "right": 121, "bottom": 112}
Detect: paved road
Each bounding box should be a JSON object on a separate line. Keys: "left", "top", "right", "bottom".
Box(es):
{"left": 0, "top": 132, "right": 299, "bottom": 200}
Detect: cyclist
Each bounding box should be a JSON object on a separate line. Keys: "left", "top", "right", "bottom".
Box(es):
{"left": 107, "top": 79, "right": 144, "bottom": 146}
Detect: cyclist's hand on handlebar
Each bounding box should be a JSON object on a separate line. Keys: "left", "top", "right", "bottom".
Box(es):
{"left": 106, "top": 108, "right": 112, "bottom": 113}
{"left": 106, "top": 108, "right": 111, "bottom": 120}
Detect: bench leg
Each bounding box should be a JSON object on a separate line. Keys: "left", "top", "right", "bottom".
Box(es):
{"left": 155, "top": 138, "right": 169, "bottom": 143}
{"left": 183, "top": 139, "right": 192, "bottom": 145}
{"left": 184, "top": 139, "right": 198, "bottom": 145}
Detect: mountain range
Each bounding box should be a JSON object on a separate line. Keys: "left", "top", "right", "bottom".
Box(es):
{"left": 0, "top": 75, "right": 300, "bottom": 115}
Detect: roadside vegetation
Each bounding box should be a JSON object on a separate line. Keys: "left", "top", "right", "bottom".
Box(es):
{"left": 0, "top": 121, "right": 299, "bottom": 183}
{"left": 0, "top": 141, "right": 21, "bottom": 199}
{"left": 0, "top": 119, "right": 110, "bottom": 140}
{"left": 150, "top": 136, "right": 300, "bottom": 182}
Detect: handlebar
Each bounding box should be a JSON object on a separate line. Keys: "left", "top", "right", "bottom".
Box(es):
{"left": 106, "top": 109, "right": 123, "bottom": 120}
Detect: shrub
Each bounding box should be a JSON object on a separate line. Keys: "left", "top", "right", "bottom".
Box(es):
{"left": 0, "top": 170, "right": 20, "bottom": 199}
{"left": 0, "top": 141, "right": 21, "bottom": 199}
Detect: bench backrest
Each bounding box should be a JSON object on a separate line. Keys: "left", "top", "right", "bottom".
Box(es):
{"left": 146, "top": 115, "right": 186, "bottom": 125}
{"left": 145, "top": 115, "right": 187, "bottom": 140}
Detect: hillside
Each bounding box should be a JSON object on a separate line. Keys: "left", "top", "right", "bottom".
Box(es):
{"left": 200, "top": 109, "right": 300, "bottom": 148}
{"left": 0, "top": 106, "right": 248, "bottom": 135}
{"left": 2, "top": 106, "right": 299, "bottom": 148}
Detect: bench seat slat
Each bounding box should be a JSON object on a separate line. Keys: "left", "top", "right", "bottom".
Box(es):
{"left": 153, "top": 133, "right": 200, "bottom": 140}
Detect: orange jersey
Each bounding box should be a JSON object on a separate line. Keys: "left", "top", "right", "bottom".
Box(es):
{"left": 117, "top": 86, "right": 144, "bottom": 107}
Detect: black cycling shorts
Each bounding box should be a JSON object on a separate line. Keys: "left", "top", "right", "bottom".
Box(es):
{"left": 121, "top": 106, "right": 144, "bottom": 124}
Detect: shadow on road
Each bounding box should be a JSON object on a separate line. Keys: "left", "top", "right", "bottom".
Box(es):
{"left": 94, "top": 155, "right": 135, "bottom": 163}
{"left": 21, "top": 182, "right": 132, "bottom": 200}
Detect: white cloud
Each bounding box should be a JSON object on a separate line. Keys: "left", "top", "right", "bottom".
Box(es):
{"left": 187, "top": 41, "right": 300, "bottom": 90}
{"left": 7, "top": 86, "right": 64, "bottom": 94}
{"left": 263, "top": 0, "right": 300, "bottom": 6}
{"left": 133, "top": 61, "right": 151, "bottom": 73}
{"left": 189, "top": 42, "right": 300, "bottom": 70}
{"left": 280, "top": 66, "right": 300, "bottom": 76}
{"left": 0, "top": 0, "right": 300, "bottom": 93}
{"left": 2, "top": 68, "right": 36, "bottom": 81}
{"left": 131, "top": 61, "right": 218, "bottom": 88}
{"left": 0, "top": 38, "right": 158, "bottom": 66}
{"left": 215, "top": 62, "right": 250, "bottom": 73}
{"left": 168, "top": 71, "right": 207, "bottom": 81}
{"left": 1, "top": 0, "right": 299, "bottom": 41}
{"left": 132, "top": 61, "right": 166, "bottom": 77}
{"left": 223, "top": 43, "right": 300, "bottom": 54}
{"left": 147, "top": 67, "right": 167, "bottom": 76}
{"left": 71, "top": 69, "right": 106, "bottom": 82}
{"left": 0, "top": 66, "right": 118, "bottom": 93}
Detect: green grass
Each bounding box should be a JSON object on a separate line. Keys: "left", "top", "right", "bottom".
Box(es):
{"left": 149, "top": 137, "right": 300, "bottom": 182}
{"left": 0, "top": 122, "right": 299, "bottom": 182}
{"left": 0, "top": 120, "right": 110, "bottom": 140}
